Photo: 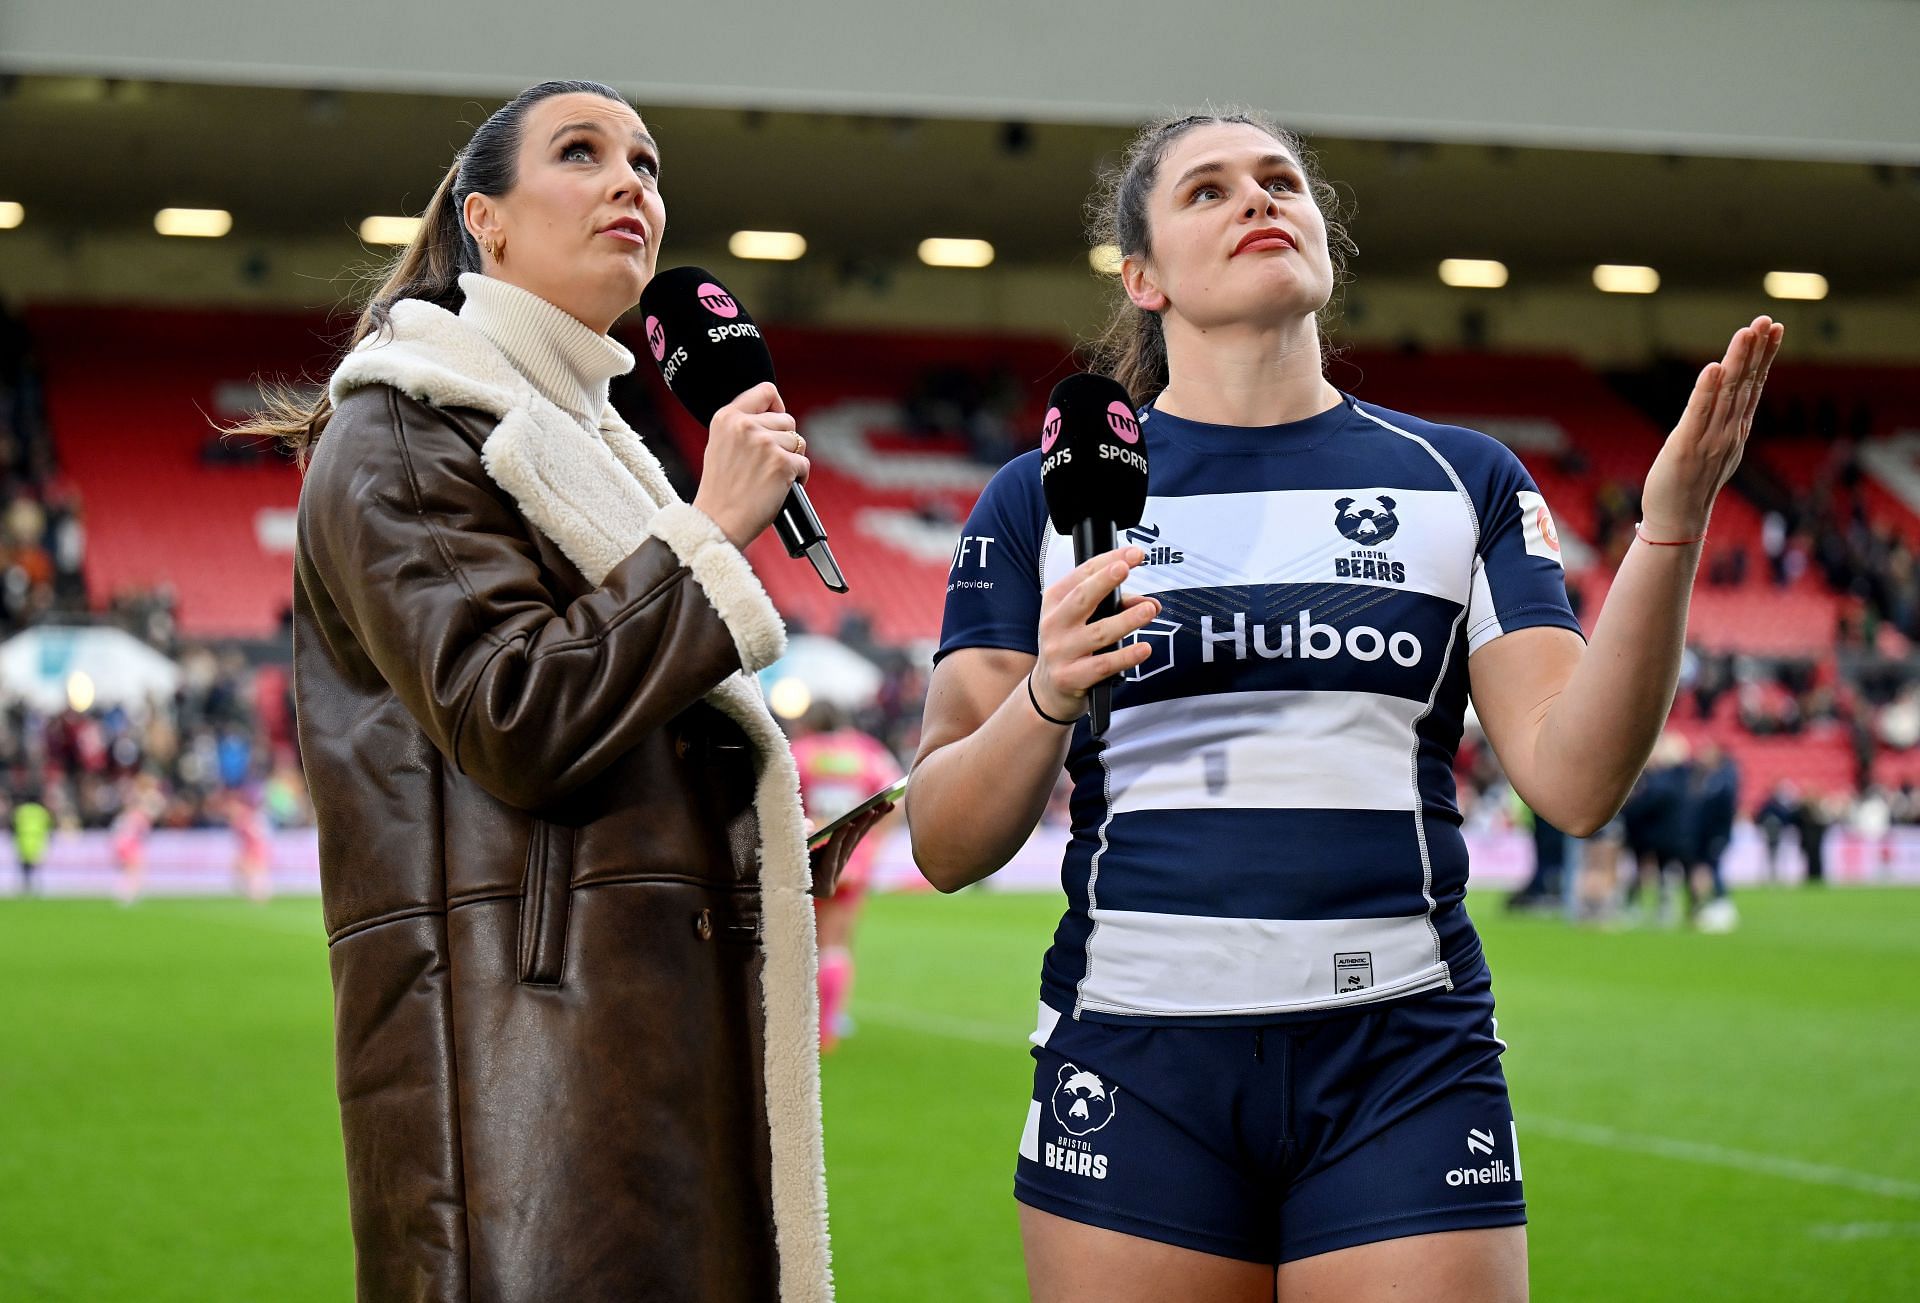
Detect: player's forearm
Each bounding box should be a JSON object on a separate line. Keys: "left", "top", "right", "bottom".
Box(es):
{"left": 1531, "top": 537, "right": 1702, "bottom": 835}
{"left": 907, "top": 688, "right": 1073, "bottom": 891}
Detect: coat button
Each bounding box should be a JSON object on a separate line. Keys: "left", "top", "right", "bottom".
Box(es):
{"left": 694, "top": 908, "right": 714, "bottom": 941}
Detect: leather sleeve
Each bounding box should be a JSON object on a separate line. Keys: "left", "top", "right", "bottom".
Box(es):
{"left": 298, "top": 385, "right": 779, "bottom": 811}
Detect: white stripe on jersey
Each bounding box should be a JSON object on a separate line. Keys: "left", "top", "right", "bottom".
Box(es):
{"left": 1466, "top": 554, "right": 1504, "bottom": 652}
{"left": 1078, "top": 908, "right": 1453, "bottom": 1017}
{"left": 1103, "top": 690, "right": 1427, "bottom": 815}
{"left": 1042, "top": 488, "right": 1479, "bottom": 607}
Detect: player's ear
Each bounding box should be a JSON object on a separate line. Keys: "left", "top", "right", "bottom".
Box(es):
{"left": 1121, "top": 256, "right": 1170, "bottom": 314}
{"left": 1379, "top": 494, "right": 1397, "bottom": 511}
{"left": 1334, "top": 497, "right": 1355, "bottom": 512}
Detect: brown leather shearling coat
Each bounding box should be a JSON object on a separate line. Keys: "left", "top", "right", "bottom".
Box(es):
{"left": 293, "top": 377, "right": 805, "bottom": 1302}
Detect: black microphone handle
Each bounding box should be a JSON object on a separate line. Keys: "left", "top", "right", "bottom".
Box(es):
{"left": 1071, "top": 518, "right": 1121, "bottom": 739}
{"left": 772, "top": 482, "right": 824, "bottom": 556}
{"left": 772, "top": 481, "right": 848, "bottom": 592}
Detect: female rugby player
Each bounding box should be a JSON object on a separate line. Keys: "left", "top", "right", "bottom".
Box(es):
{"left": 906, "top": 112, "right": 1781, "bottom": 1303}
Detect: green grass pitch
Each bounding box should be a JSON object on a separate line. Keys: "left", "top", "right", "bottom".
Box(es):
{"left": 2, "top": 887, "right": 1916, "bottom": 1300}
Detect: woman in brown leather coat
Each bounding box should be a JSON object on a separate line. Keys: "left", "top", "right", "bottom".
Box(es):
{"left": 256, "top": 80, "right": 881, "bottom": 1303}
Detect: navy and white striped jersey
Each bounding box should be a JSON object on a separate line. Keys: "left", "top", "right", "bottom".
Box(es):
{"left": 935, "top": 394, "right": 1583, "bottom": 1024}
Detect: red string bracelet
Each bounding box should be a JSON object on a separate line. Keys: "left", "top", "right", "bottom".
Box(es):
{"left": 1634, "top": 522, "right": 1706, "bottom": 547}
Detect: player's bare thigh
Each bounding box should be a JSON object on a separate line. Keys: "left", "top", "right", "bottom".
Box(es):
{"left": 1020, "top": 1205, "right": 1273, "bottom": 1303}
{"left": 1276, "top": 1225, "right": 1528, "bottom": 1303}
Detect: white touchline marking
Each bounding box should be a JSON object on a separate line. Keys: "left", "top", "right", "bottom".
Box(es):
{"left": 856, "top": 1003, "right": 1022, "bottom": 1046}
{"left": 1529, "top": 1117, "right": 1920, "bottom": 1202}
{"left": 1807, "top": 1222, "right": 1920, "bottom": 1242}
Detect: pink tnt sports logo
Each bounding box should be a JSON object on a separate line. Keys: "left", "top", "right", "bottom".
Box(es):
{"left": 1041, "top": 407, "right": 1063, "bottom": 453}
{"left": 1106, "top": 401, "right": 1140, "bottom": 444}
{"left": 645, "top": 316, "right": 667, "bottom": 362}
{"left": 696, "top": 283, "right": 739, "bottom": 319}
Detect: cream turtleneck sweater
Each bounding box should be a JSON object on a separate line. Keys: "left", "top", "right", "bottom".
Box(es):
{"left": 457, "top": 272, "right": 634, "bottom": 431}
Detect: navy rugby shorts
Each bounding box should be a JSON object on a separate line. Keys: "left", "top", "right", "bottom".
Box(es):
{"left": 1014, "top": 954, "right": 1526, "bottom": 1264}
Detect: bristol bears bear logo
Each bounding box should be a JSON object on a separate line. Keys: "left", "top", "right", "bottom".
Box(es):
{"left": 1051, "top": 1064, "right": 1117, "bottom": 1136}
{"left": 1334, "top": 494, "right": 1400, "bottom": 545}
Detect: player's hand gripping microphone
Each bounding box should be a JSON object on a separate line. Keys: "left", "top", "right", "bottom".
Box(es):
{"left": 1037, "top": 373, "right": 1149, "bottom": 739}
{"left": 638, "top": 267, "right": 847, "bottom": 592}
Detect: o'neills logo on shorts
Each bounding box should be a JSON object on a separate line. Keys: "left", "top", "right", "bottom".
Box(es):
{"left": 1446, "top": 1126, "right": 1519, "bottom": 1187}
{"left": 645, "top": 316, "right": 667, "bottom": 362}
{"left": 1106, "top": 401, "right": 1140, "bottom": 444}
{"left": 696, "top": 282, "right": 739, "bottom": 318}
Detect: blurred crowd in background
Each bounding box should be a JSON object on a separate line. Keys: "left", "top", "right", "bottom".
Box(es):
{"left": 0, "top": 307, "right": 309, "bottom": 840}
{"left": 7, "top": 301, "right": 1920, "bottom": 879}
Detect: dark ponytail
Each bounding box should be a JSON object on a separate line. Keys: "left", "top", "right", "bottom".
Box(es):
{"left": 1087, "top": 110, "right": 1354, "bottom": 406}
{"left": 236, "top": 79, "right": 629, "bottom": 466}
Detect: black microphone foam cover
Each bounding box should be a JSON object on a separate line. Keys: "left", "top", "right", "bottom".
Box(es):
{"left": 1038, "top": 372, "right": 1148, "bottom": 536}
{"left": 637, "top": 266, "right": 775, "bottom": 424}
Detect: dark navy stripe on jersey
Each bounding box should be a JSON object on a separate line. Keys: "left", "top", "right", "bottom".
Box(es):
{"left": 1057, "top": 809, "right": 1462, "bottom": 921}
{"left": 1138, "top": 404, "right": 1464, "bottom": 499}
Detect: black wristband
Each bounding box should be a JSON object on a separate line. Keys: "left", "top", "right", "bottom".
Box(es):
{"left": 1027, "top": 672, "right": 1078, "bottom": 727}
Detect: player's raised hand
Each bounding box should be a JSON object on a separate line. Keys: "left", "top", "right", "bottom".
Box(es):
{"left": 1639, "top": 316, "right": 1785, "bottom": 541}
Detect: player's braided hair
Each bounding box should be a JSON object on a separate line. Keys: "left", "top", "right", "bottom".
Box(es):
{"left": 1087, "top": 111, "right": 1354, "bottom": 405}
{"left": 234, "top": 80, "right": 631, "bottom": 466}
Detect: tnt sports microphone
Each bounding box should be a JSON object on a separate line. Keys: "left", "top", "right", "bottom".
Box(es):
{"left": 1037, "top": 372, "right": 1148, "bottom": 739}
{"left": 638, "top": 267, "right": 847, "bottom": 592}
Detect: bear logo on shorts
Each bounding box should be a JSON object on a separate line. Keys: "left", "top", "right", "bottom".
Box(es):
{"left": 1334, "top": 494, "right": 1400, "bottom": 545}
{"left": 1051, "top": 1064, "right": 1117, "bottom": 1137}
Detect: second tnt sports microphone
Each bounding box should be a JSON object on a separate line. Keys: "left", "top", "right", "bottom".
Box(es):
{"left": 638, "top": 267, "right": 847, "bottom": 592}
{"left": 1037, "top": 372, "right": 1148, "bottom": 740}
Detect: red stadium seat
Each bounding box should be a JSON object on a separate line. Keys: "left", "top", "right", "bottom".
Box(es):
{"left": 29, "top": 306, "right": 331, "bottom": 638}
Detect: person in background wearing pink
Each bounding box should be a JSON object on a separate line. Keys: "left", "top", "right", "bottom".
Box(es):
{"left": 792, "top": 703, "right": 903, "bottom": 1050}
{"left": 110, "top": 773, "right": 162, "bottom": 904}
{"left": 224, "top": 788, "right": 274, "bottom": 902}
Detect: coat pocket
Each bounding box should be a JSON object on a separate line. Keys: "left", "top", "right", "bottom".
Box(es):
{"left": 517, "top": 819, "right": 576, "bottom": 986}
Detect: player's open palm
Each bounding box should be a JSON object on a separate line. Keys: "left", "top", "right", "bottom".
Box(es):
{"left": 1639, "top": 315, "right": 1784, "bottom": 540}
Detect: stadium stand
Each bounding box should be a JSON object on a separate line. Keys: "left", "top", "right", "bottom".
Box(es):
{"left": 28, "top": 305, "right": 325, "bottom": 639}
{"left": 621, "top": 320, "right": 1078, "bottom": 646}
{"left": 28, "top": 302, "right": 1920, "bottom": 817}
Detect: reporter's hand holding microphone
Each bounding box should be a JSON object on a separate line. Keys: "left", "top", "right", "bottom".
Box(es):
{"left": 642, "top": 268, "right": 846, "bottom": 590}
{"left": 691, "top": 380, "right": 810, "bottom": 551}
